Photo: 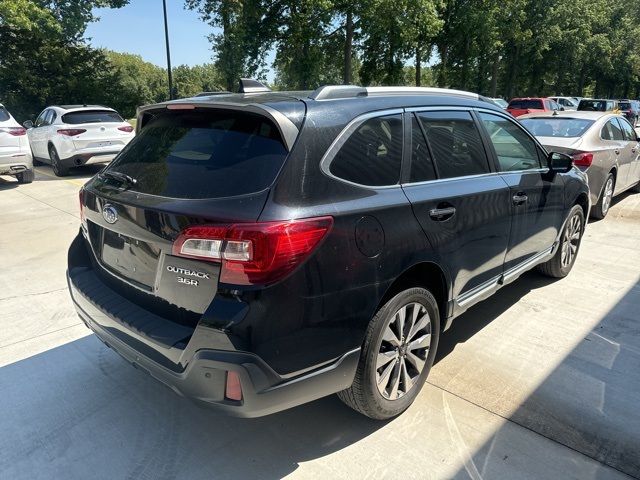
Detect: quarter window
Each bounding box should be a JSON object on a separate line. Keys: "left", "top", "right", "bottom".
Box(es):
{"left": 329, "top": 114, "right": 403, "bottom": 186}
{"left": 409, "top": 115, "right": 436, "bottom": 182}
{"left": 479, "top": 112, "right": 541, "bottom": 171}
{"left": 417, "top": 111, "right": 489, "bottom": 179}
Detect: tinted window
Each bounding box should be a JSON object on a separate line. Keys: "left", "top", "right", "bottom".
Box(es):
{"left": 62, "top": 110, "right": 124, "bottom": 124}
{"left": 579, "top": 100, "right": 608, "bottom": 112}
{"left": 508, "top": 99, "right": 543, "bottom": 110}
{"left": 520, "top": 117, "right": 594, "bottom": 137}
{"left": 418, "top": 111, "right": 489, "bottom": 179}
{"left": 480, "top": 112, "right": 541, "bottom": 171}
{"left": 601, "top": 119, "right": 624, "bottom": 141}
{"left": 617, "top": 118, "right": 636, "bottom": 141}
{"left": 0, "top": 107, "right": 10, "bottom": 122}
{"left": 106, "top": 110, "right": 288, "bottom": 199}
{"left": 409, "top": 115, "right": 436, "bottom": 182}
{"left": 35, "top": 110, "right": 48, "bottom": 127}
{"left": 619, "top": 102, "right": 631, "bottom": 110}
{"left": 42, "top": 110, "right": 54, "bottom": 126}
{"left": 330, "top": 114, "right": 403, "bottom": 186}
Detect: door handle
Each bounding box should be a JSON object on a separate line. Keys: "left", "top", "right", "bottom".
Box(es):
{"left": 512, "top": 193, "right": 528, "bottom": 205}
{"left": 429, "top": 206, "right": 456, "bottom": 221}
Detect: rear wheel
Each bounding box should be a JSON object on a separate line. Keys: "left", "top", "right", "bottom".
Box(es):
{"left": 591, "top": 174, "right": 614, "bottom": 220}
{"left": 338, "top": 287, "right": 440, "bottom": 420}
{"left": 16, "top": 168, "right": 34, "bottom": 184}
{"left": 537, "top": 205, "right": 584, "bottom": 278}
{"left": 49, "top": 145, "right": 68, "bottom": 177}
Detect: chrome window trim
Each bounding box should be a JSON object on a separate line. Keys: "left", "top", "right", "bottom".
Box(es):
{"left": 319, "top": 108, "right": 406, "bottom": 190}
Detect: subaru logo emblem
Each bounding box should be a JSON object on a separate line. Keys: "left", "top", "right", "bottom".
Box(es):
{"left": 102, "top": 204, "right": 118, "bottom": 224}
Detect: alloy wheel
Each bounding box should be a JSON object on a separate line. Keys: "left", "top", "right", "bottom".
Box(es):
{"left": 560, "top": 213, "right": 582, "bottom": 268}
{"left": 376, "top": 302, "right": 431, "bottom": 400}
{"left": 601, "top": 177, "right": 614, "bottom": 216}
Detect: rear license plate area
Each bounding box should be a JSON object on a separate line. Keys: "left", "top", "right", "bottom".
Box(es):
{"left": 101, "top": 229, "right": 160, "bottom": 289}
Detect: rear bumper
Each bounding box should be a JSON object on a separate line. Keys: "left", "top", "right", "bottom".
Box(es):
{"left": 61, "top": 151, "right": 121, "bottom": 167}
{"left": 0, "top": 151, "right": 33, "bottom": 175}
{"left": 67, "top": 256, "right": 359, "bottom": 418}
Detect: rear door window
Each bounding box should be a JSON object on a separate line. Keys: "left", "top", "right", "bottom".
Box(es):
{"left": 616, "top": 118, "right": 636, "bottom": 141}
{"left": 408, "top": 115, "right": 436, "bottom": 182}
{"left": 601, "top": 119, "right": 624, "bottom": 141}
{"left": 105, "top": 109, "right": 289, "bottom": 199}
{"left": 329, "top": 114, "right": 403, "bottom": 186}
{"left": 417, "top": 111, "right": 489, "bottom": 179}
{"left": 62, "top": 110, "right": 124, "bottom": 124}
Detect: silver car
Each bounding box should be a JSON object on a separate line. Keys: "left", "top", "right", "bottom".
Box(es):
{"left": 520, "top": 111, "right": 640, "bottom": 219}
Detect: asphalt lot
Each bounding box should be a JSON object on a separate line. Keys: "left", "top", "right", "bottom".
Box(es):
{"left": 1, "top": 165, "right": 639, "bottom": 480}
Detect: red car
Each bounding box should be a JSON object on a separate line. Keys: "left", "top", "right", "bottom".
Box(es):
{"left": 507, "top": 97, "right": 561, "bottom": 117}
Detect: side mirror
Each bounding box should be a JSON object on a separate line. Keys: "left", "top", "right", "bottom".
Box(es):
{"left": 23, "top": 120, "right": 33, "bottom": 129}
{"left": 548, "top": 152, "right": 573, "bottom": 174}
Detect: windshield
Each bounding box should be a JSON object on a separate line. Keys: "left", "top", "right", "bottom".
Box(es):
{"left": 508, "top": 99, "right": 543, "bottom": 110}
{"left": 520, "top": 118, "right": 594, "bottom": 137}
{"left": 105, "top": 109, "right": 289, "bottom": 199}
{"left": 62, "top": 110, "right": 124, "bottom": 124}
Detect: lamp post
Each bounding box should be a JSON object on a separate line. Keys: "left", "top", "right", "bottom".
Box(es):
{"left": 162, "top": 0, "right": 174, "bottom": 100}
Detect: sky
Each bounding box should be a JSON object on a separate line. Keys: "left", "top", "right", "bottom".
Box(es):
{"left": 85, "top": 1, "right": 216, "bottom": 68}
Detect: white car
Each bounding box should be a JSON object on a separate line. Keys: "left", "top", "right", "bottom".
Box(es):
{"left": 550, "top": 96, "right": 578, "bottom": 111}
{"left": 25, "top": 105, "right": 134, "bottom": 176}
{"left": 0, "top": 103, "right": 34, "bottom": 184}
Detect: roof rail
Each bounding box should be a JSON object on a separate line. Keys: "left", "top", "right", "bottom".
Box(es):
{"left": 309, "top": 85, "right": 367, "bottom": 100}
{"left": 238, "top": 78, "right": 271, "bottom": 94}
{"left": 308, "top": 85, "right": 481, "bottom": 101}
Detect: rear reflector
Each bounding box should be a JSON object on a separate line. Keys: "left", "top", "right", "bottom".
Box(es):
{"left": 118, "top": 125, "right": 134, "bottom": 133}
{"left": 173, "top": 216, "right": 333, "bottom": 286}
{"left": 572, "top": 152, "right": 594, "bottom": 167}
{"left": 58, "top": 128, "right": 87, "bottom": 136}
{"left": 0, "top": 127, "right": 27, "bottom": 136}
{"left": 225, "top": 371, "right": 242, "bottom": 401}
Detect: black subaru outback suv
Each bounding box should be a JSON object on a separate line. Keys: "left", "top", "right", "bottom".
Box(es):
{"left": 67, "top": 83, "right": 589, "bottom": 419}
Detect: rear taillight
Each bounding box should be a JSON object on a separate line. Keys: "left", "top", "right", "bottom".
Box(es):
{"left": 57, "top": 128, "right": 86, "bottom": 136}
{"left": 0, "top": 127, "right": 27, "bottom": 136}
{"left": 172, "top": 216, "right": 333, "bottom": 286}
{"left": 572, "top": 152, "right": 593, "bottom": 167}
{"left": 118, "top": 125, "right": 134, "bottom": 133}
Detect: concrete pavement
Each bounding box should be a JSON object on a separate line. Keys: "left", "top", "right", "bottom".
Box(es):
{"left": 0, "top": 165, "right": 638, "bottom": 479}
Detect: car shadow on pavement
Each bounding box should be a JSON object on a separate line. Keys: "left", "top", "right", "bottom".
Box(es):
{"left": 436, "top": 271, "right": 556, "bottom": 364}
{"left": 0, "top": 335, "right": 387, "bottom": 480}
{"left": 34, "top": 163, "right": 103, "bottom": 180}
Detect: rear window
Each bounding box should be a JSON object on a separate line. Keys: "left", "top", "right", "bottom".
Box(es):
{"left": 508, "top": 99, "right": 543, "bottom": 110}
{"left": 105, "top": 110, "right": 289, "bottom": 199}
{"left": 578, "top": 100, "right": 609, "bottom": 112}
{"left": 619, "top": 102, "right": 631, "bottom": 110}
{"left": 0, "top": 107, "right": 10, "bottom": 122}
{"left": 519, "top": 118, "right": 594, "bottom": 137}
{"left": 62, "top": 110, "right": 124, "bottom": 124}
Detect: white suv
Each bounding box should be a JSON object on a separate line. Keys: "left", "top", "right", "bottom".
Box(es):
{"left": 0, "top": 103, "right": 34, "bottom": 184}
{"left": 25, "top": 105, "right": 135, "bottom": 176}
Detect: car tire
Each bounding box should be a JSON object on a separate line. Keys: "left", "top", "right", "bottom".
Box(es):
{"left": 16, "top": 168, "right": 34, "bottom": 184}
{"left": 337, "top": 287, "right": 440, "bottom": 420}
{"left": 537, "top": 205, "right": 585, "bottom": 279}
{"left": 591, "top": 173, "right": 615, "bottom": 220}
{"left": 49, "top": 145, "right": 68, "bottom": 177}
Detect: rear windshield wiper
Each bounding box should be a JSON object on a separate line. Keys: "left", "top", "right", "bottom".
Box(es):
{"left": 101, "top": 170, "right": 137, "bottom": 187}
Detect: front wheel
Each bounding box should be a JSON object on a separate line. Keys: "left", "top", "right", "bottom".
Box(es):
{"left": 338, "top": 287, "right": 440, "bottom": 420}
{"left": 537, "top": 205, "right": 585, "bottom": 278}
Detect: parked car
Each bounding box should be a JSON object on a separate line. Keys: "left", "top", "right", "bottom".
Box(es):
{"left": 577, "top": 99, "right": 619, "bottom": 112}
{"left": 507, "top": 97, "right": 562, "bottom": 117}
{"left": 25, "top": 105, "right": 134, "bottom": 177}
{"left": 520, "top": 111, "right": 640, "bottom": 219}
{"left": 617, "top": 99, "right": 639, "bottom": 126}
{"left": 550, "top": 96, "right": 578, "bottom": 110}
{"left": 67, "top": 83, "right": 589, "bottom": 420}
{"left": 0, "top": 103, "right": 34, "bottom": 184}
{"left": 489, "top": 97, "right": 508, "bottom": 109}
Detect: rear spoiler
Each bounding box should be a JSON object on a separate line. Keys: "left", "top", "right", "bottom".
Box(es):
{"left": 134, "top": 101, "right": 299, "bottom": 151}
